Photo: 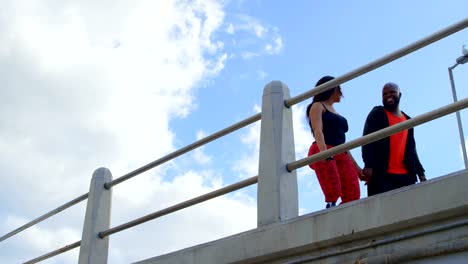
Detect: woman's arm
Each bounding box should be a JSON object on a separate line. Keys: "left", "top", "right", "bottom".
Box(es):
{"left": 309, "top": 103, "right": 327, "bottom": 152}
{"left": 347, "top": 151, "right": 365, "bottom": 179}
{"left": 347, "top": 151, "right": 361, "bottom": 170}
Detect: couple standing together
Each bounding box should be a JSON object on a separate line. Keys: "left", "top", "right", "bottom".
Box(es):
{"left": 306, "top": 76, "right": 426, "bottom": 209}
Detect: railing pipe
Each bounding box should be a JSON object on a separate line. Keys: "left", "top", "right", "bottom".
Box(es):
{"left": 22, "top": 241, "right": 81, "bottom": 264}
{"left": 105, "top": 113, "right": 261, "bottom": 189}
{"left": 1, "top": 113, "right": 261, "bottom": 242}
{"left": 99, "top": 176, "right": 258, "bottom": 238}
{"left": 285, "top": 18, "right": 468, "bottom": 107}
{"left": 0, "top": 193, "right": 88, "bottom": 242}
{"left": 287, "top": 98, "right": 468, "bottom": 172}
{"left": 448, "top": 64, "right": 468, "bottom": 169}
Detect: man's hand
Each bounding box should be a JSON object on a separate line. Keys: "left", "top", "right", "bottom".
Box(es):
{"left": 361, "top": 168, "right": 373, "bottom": 184}
{"left": 356, "top": 168, "right": 365, "bottom": 179}
{"left": 418, "top": 174, "right": 427, "bottom": 182}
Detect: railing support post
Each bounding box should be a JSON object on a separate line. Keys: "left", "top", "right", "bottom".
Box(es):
{"left": 78, "top": 168, "right": 113, "bottom": 264}
{"left": 257, "top": 81, "right": 298, "bottom": 227}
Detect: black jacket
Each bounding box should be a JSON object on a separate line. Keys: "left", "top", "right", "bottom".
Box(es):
{"left": 362, "top": 106, "right": 425, "bottom": 181}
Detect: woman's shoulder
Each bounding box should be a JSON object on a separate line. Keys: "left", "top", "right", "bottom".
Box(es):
{"left": 310, "top": 102, "right": 325, "bottom": 113}
{"left": 311, "top": 101, "right": 325, "bottom": 109}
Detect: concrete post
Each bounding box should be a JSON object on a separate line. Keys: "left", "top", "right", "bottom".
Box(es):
{"left": 78, "top": 167, "right": 113, "bottom": 264}
{"left": 257, "top": 81, "right": 298, "bottom": 227}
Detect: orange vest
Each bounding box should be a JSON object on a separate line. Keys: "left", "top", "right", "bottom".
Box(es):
{"left": 385, "top": 110, "right": 408, "bottom": 174}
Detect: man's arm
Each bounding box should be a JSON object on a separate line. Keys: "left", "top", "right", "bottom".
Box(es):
{"left": 362, "top": 107, "right": 381, "bottom": 168}
{"left": 361, "top": 107, "right": 382, "bottom": 182}
{"left": 414, "top": 148, "right": 426, "bottom": 181}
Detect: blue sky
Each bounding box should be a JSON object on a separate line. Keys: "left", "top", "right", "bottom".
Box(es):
{"left": 0, "top": 1, "right": 467, "bottom": 263}
{"left": 173, "top": 0, "right": 468, "bottom": 206}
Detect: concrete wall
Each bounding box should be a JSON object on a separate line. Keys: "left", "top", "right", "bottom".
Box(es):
{"left": 134, "top": 170, "right": 468, "bottom": 264}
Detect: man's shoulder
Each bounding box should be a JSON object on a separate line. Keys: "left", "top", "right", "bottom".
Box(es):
{"left": 401, "top": 110, "right": 412, "bottom": 119}
{"left": 369, "top": 105, "right": 385, "bottom": 115}
{"left": 371, "top": 105, "right": 384, "bottom": 111}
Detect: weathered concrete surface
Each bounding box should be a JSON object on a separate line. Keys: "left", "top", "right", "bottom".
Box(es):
{"left": 257, "top": 81, "right": 298, "bottom": 227}
{"left": 78, "top": 168, "right": 113, "bottom": 264}
{"left": 134, "top": 170, "right": 468, "bottom": 264}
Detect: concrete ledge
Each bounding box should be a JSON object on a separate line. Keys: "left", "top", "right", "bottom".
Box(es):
{"left": 134, "top": 170, "right": 468, "bottom": 264}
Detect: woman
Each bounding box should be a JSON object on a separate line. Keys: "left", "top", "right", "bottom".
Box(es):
{"left": 306, "top": 76, "right": 362, "bottom": 208}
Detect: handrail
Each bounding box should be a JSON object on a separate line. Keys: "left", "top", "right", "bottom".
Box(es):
{"left": 0, "top": 193, "right": 88, "bottom": 242}
{"left": 98, "top": 176, "right": 258, "bottom": 238}
{"left": 105, "top": 113, "right": 261, "bottom": 189}
{"left": 285, "top": 18, "right": 468, "bottom": 107}
{"left": 23, "top": 241, "right": 81, "bottom": 264}
{"left": 0, "top": 113, "right": 260, "bottom": 242}
{"left": 287, "top": 98, "right": 468, "bottom": 171}
{"left": 21, "top": 176, "right": 258, "bottom": 263}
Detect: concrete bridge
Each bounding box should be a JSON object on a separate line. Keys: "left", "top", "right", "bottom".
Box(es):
{"left": 135, "top": 170, "right": 468, "bottom": 264}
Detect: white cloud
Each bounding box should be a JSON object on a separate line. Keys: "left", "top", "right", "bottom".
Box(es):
{"left": 232, "top": 105, "right": 261, "bottom": 178}
{"left": 292, "top": 104, "right": 314, "bottom": 157}
{"left": 232, "top": 103, "right": 313, "bottom": 180}
{"left": 109, "top": 170, "right": 256, "bottom": 263}
{"left": 196, "top": 130, "right": 207, "bottom": 140}
{"left": 235, "top": 14, "right": 267, "bottom": 37}
{"left": 0, "top": 1, "right": 257, "bottom": 263}
{"left": 226, "top": 23, "right": 235, "bottom": 34}
{"left": 257, "top": 70, "right": 267, "bottom": 80}
{"left": 192, "top": 130, "right": 213, "bottom": 165}
{"left": 228, "top": 100, "right": 322, "bottom": 217}
{"left": 265, "top": 35, "right": 284, "bottom": 54}
{"left": 226, "top": 14, "right": 284, "bottom": 59}
{"left": 2, "top": 170, "right": 257, "bottom": 264}
{"left": 291, "top": 104, "right": 318, "bottom": 189}
{"left": 253, "top": 23, "right": 267, "bottom": 38}
{"left": 241, "top": 51, "right": 261, "bottom": 59}
{"left": 207, "top": 52, "right": 228, "bottom": 75}
{"left": 3, "top": 215, "right": 80, "bottom": 263}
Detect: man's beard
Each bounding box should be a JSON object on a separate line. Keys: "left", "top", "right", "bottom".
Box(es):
{"left": 383, "top": 96, "right": 400, "bottom": 111}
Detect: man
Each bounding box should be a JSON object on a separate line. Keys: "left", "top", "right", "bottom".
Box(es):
{"left": 361, "top": 82, "right": 426, "bottom": 196}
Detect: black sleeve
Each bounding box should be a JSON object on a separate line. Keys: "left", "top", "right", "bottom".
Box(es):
{"left": 414, "top": 145, "right": 425, "bottom": 177}
{"left": 362, "top": 107, "right": 381, "bottom": 168}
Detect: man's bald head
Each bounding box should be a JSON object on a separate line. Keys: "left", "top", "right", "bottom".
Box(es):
{"left": 382, "top": 82, "right": 401, "bottom": 112}
{"left": 383, "top": 82, "right": 400, "bottom": 92}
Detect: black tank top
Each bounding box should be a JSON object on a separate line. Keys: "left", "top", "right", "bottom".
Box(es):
{"left": 319, "top": 103, "right": 348, "bottom": 146}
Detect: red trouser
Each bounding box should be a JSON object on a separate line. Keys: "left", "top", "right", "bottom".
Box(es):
{"left": 308, "top": 143, "right": 360, "bottom": 203}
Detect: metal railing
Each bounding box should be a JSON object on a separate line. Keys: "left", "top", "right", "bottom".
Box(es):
{"left": 287, "top": 98, "right": 468, "bottom": 172}
{"left": 0, "top": 194, "right": 88, "bottom": 243}
{"left": 2, "top": 17, "right": 466, "bottom": 264}
{"left": 104, "top": 113, "right": 261, "bottom": 189}
{"left": 23, "top": 241, "right": 81, "bottom": 264}
{"left": 0, "top": 114, "right": 261, "bottom": 244}
{"left": 284, "top": 17, "right": 468, "bottom": 107}
{"left": 99, "top": 176, "right": 258, "bottom": 238}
